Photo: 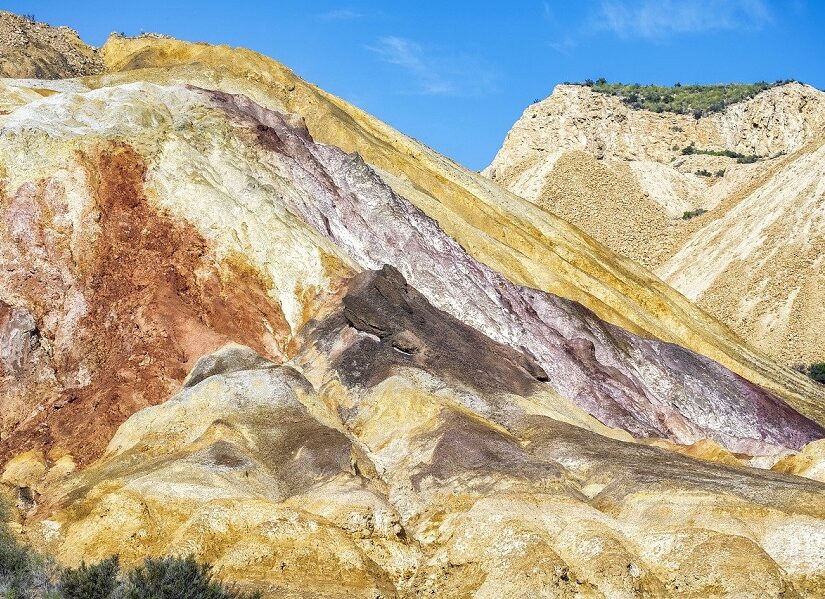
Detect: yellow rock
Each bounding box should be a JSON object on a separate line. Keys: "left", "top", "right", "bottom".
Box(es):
{"left": 1, "top": 449, "right": 47, "bottom": 491}
{"left": 643, "top": 437, "right": 745, "bottom": 467}
{"left": 773, "top": 439, "right": 825, "bottom": 482}
{"left": 44, "top": 455, "right": 76, "bottom": 485}
{"left": 16, "top": 346, "right": 825, "bottom": 597}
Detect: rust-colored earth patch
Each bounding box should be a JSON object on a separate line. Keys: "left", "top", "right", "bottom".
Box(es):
{"left": 0, "top": 143, "right": 291, "bottom": 467}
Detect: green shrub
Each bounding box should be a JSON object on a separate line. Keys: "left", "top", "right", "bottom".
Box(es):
{"left": 0, "top": 504, "right": 58, "bottom": 599}
{"left": 796, "top": 363, "right": 825, "bottom": 384}
{"left": 0, "top": 525, "right": 31, "bottom": 598}
{"left": 695, "top": 169, "right": 712, "bottom": 177}
{"left": 2, "top": 510, "right": 259, "bottom": 599}
{"left": 682, "top": 209, "right": 708, "bottom": 220}
{"left": 715, "top": 169, "right": 726, "bottom": 177}
{"left": 126, "top": 556, "right": 260, "bottom": 599}
{"left": 59, "top": 556, "right": 120, "bottom": 599}
{"left": 680, "top": 146, "right": 762, "bottom": 162}
{"left": 736, "top": 154, "right": 760, "bottom": 164}
{"left": 581, "top": 80, "right": 793, "bottom": 116}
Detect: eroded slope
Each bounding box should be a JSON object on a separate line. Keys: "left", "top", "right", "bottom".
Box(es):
{"left": 487, "top": 82, "right": 825, "bottom": 367}
{"left": 1, "top": 25, "right": 825, "bottom": 599}
{"left": 0, "top": 11, "right": 101, "bottom": 79}
{"left": 25, "top": 282, "right": 825, "bottom": 598}
{"left": 87, "top": 35, "right": 825, "bottom": 422}
{"left": 2, "top": 83, "right": 820, "bottom": 467}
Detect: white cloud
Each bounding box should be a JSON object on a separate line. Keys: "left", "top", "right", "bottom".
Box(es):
{"left": 596, "top": 0, "right": 772, "bottom": 39}
{"left": 368, "top": 36, "right": 496, "bottom": 96}
{"left": 368, "top": 36, "right": 456, "bottom": 95}
{"left": 317, "top": 9, "right": 363, "bottom": 21}
{"left": 549, "top": 36, "right": 578, "bottom": 54}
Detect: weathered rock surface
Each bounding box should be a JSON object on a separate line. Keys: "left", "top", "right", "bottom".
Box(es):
{"left": 1, "top": 18, "right": 825, "bottom": 598}
{"left": 2, "top": 81, "right": 819, "bottom": 464}
{"left": 487, "top": 83, "right": 825, "bottom": 366}
{"left": 221, "top": 90, "right": 818, "bottom": 453}
{"left": 0, "top": 137, "right": 296, "bottom": 465}
{"left": 29, "top": 334, "right": 825, "bottom": 597}
{"left": 0, "top": 11, "right": 102, "bottom": 79}
{"left": 93, "top": 35, "right": 825, "bottom": 423}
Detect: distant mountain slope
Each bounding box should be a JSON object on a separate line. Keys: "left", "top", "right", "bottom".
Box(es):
{"left": 659, "top": 137, "right": 825, "bottom": 366}
{"left": 0, "top": 11, "right": 101, "bottom": 79}
{"left": 487, "top": 82, "right": 825, "bottom": 367}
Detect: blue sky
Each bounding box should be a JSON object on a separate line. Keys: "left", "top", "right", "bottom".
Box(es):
{"left": 7, "top": 1, "right": 824, "bottom": 169}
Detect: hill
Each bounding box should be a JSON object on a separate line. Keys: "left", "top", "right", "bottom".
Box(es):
{"left": 0, "top": 11, "right": 101, "bottom": 79}
{"left": 1, "top": 24, "right": 824, "bottom": 598}
{"left": 486, "top": 81, "right": 825, "bottom": 367}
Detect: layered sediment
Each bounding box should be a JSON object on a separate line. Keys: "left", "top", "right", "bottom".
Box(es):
{"left": 1, "top": 22, "right": 824, "bottom": 598}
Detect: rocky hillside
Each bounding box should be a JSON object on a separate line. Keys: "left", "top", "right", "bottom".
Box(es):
{"left": 1, "top": 22, "right": 825, "bottom": 598}
{"left": 0, "top": 11, "right": 102, "bottom": 79}
{"left": 487, "top": 82, "right": 825, "bottom": 366}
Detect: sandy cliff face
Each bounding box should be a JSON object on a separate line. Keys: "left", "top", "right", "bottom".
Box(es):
{"left": 1, "top": 27, "right": 825, "bottom": 598}
{"left": 487, "top": 83, "right": 825, "bottom": 170}
{"left": 487, "top": 83, "right": 825, "bottom": 366}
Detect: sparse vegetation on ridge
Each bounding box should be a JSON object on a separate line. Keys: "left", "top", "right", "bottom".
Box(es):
{"left": 575, "top": 79, "right": 796, "bottom": 117}
{"left": 682, "top": 209, "right": 708, "bottom": 220}
{"left": 681, "top": 145, "right": 762, "bottom": 163}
